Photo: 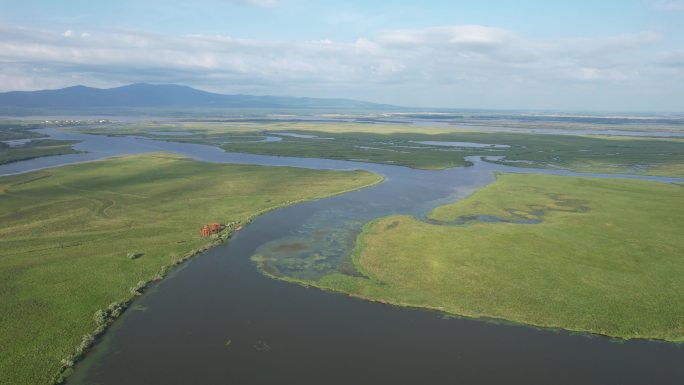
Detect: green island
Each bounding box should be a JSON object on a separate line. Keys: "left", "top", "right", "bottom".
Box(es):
{"left": 0, "top": 122, "right": 80, "bottom": 164}
{"left": 0, "top": 153, "right": 381, "bottom": 385}
{"left": 76, "top": 121, "right": 684, "bottom": 177}
{"left": 261, "top": 173, "right": 684, "bottom": 342}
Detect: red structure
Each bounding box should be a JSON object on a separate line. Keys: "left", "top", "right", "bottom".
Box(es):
{"left": 200, "top": 223, "right": 223, "bottom": 237}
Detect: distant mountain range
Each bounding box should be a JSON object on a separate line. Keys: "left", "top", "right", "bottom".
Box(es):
{"left": 0, "top": 83, "right": 399, "bottom": 110}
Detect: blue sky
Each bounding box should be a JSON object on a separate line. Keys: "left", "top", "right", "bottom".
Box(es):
{"left": 1, "top": 0, "right": 683, "bottom": 111}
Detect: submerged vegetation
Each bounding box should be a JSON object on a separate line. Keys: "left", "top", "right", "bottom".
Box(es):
{"left": 76, "top": 120, "right": 684, "bottom": 176}
{"left": 0, "top": 153, "right": 381, "bottom": 385}
{"left": 264, "top": 174, "right": 684, "bottom": 342}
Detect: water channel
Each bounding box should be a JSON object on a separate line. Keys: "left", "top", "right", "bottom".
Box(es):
{"left": 1, "top": 128, "right": 682, "bottom": 385}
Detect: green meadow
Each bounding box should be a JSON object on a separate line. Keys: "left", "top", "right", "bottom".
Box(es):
{"left": 302, "top": 174, "right": 684, "bottom": 342}
{"left": 0, "top": 153, "right": 381, "bottom": 385}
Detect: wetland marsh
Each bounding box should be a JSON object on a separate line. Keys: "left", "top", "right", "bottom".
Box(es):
{"left": 1, "top": 122, "right": 683, "bottom": 385}
{"left": 4, "top": 2, "right": 684, "bottom": 384}
{"left": 75, "top": 119, "right": 684, "bottom": 177}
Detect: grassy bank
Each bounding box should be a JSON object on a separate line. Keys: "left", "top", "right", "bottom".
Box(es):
{"left": 1, "top": 122, "right": 81, "bottom": 164}
{"left": 0, "top": 153, "right": 381, "bottom": 385}
{"left": 292, "top": 174, "right": 684, "bottom": 342}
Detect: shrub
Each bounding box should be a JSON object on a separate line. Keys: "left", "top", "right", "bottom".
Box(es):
{"left": 77, "top": 334, "right": 94, "bottom": 352}
{"left": 93, "top": 309, "right": 108, "bottom": 326}
{"left": 107, "top": 302, "right": 123, "bottom": 318}
{"left": 129, "top": 280, "right": 148, "bottom": 296}
{"left": 60, "top": 358, "right": 74, "bottom": 368}
{"left": 127, "top": 251, "right": 143, "bottom": 260}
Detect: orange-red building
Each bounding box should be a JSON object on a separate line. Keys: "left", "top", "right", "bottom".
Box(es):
{"left": 200, "top": 223, "right": 223, "bottom": 237}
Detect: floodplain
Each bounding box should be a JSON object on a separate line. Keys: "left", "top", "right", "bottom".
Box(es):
{"left": 75, "top": 118, "right": 684, "bottom": 177}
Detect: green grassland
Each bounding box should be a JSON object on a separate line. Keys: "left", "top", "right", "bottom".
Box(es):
{"left": 76, "top": 121, "right": 684, "bottom": 176}
{"left": 0, "top": 138, "right": 81, "bottom": 165}
{"left": 1, "top": 123, "right": 80, "bottom": 164}
{"left": 0, "top": 153, "right": 381, "bottom": 385}
{"left": 286, "top": 174, "right": 684, "bottom": 342}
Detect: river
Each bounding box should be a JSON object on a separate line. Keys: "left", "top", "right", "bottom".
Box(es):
{"left": 1, "top": 128, "right": 682, "bottom": 385}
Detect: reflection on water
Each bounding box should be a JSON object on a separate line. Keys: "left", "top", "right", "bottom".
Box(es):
{"left": 412, "top": 140, "right": 510, "bottom": 148}
{"left": 222, "top": 135, "right": 283, "bottom": 143}
{"left": 2, "top": 138, "right": 34, "bottom": 147}
{"left": 273, "top": 132, "right": 322, "bottom": 139}
{"left": 147, "top": 131, "right": 193, "bottom": 136}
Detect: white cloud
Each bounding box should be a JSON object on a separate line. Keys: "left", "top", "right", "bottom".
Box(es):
{"left": 659, "top": 50, "right": 684, "bottom": 67}
{"left": 379, "top": 25, "right": 512, "bottom": 47}
{"left": 654, "top": 0, "right": 684, "bottom": 11}
{"left": 0, "top": 24, "right": 681, "bottom": 110}
{"left": 244, "top": 0, "right": 278, "bottom": 7}
{"left": 62, "top": 30, "right": 73, "bottom": 37}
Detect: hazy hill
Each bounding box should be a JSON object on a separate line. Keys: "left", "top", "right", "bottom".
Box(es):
{"left": 0, "top": 83, "right": 398, "bottom": 110}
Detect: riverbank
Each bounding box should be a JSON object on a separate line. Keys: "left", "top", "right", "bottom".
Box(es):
{"left": 0, "top": 153, "right": 382, "bottom": 385}
{"left": 259, "top": 173, "right": 684, "bottom": 343}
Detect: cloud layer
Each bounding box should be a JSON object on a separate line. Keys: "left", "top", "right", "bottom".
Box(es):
{"left": 0, "top": 24, "right": 682, "bottom": 110}
{"left": 655, "top": 0, "right": 684, "bottom": 11}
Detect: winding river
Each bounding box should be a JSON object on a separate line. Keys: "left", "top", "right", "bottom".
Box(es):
{"left": 2, "top": 128, "right": 683, "bottom": 385}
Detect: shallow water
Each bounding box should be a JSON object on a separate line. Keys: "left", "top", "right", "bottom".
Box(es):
{"left": 273, "top": 132, "right": 321, "bottom": 139}
{"left": 412, "top": 140, "right": 510, "bottom": 148}
{"left": 223, "top": 135, "right": 283, "bottom": 143}
{"left": 1, "top": 129, "right": 682, "bottom": 385}
{"left": 1, "top": 138, "right": 33, "bottom": 147}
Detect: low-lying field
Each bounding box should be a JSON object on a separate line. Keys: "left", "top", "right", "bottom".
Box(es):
{"left": 302, "top": 174, "right": 684, "bottom": 342}
{"left": 0, "top": 138, "right": 81, "bottom": 165}
{"left": 0, "top": 153, "right": 381, "bottom": 385}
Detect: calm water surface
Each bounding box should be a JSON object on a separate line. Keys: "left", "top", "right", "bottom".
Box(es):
{"left": 2, "top": 129, "right": 682, "bottom": 385}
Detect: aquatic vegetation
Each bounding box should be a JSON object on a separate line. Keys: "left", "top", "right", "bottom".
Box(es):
{"left": 251, "top": 222, "right": 369, "bottom": 281}
{"left": 253, "top": 340, "right": 271, "bottom": 352}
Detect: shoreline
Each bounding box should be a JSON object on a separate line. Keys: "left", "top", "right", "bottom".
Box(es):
{"left": 253, "top": 259, "right": 684, "bottom": 346}
{"left": 52, "top": 165, "right": 384, "bottom": 384}
{"left": 252, "top": 210, "right": 684, "bottom": 346}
